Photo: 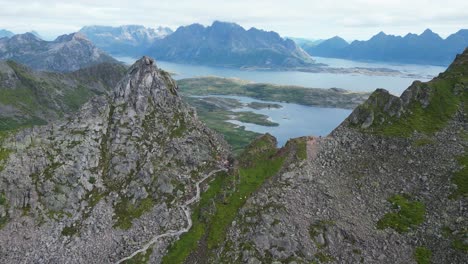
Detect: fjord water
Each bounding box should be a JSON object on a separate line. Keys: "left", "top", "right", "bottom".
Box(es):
{"left": 194, "top": 95, "right": 351, "bottom": 146}
{"left": 117, "top": 56, "right": 444, "bottom": 144}
{"left": 117, "top": 56, "right": 446, "bottom": 95}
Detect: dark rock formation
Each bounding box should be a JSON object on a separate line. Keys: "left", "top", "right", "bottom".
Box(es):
{"left": 0, "top": 32, "right": 118, "bottom": 72}
{"left": 0, "top": 57, "right": 229, "bottom": 263}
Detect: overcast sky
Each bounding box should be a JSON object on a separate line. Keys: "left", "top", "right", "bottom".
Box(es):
{"left": 1, "top": 0, "right": 467, "bottom": 41}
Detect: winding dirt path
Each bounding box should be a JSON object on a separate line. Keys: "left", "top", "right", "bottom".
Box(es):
{"left": 306, "top": 136, "right": 319, "bottom": 160}
{"left": 115, "top": 168, "right": 227, "bottom": 264}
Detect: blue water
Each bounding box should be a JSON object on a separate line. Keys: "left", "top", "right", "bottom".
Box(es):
{"left": 117, "top": 56, "right": 446, "bottom": 95}
{"left": 117, "top": 56, "right": 445, "bottom": 144}
{"left": 193, "top": 95, "right": 351, "bottom": 146}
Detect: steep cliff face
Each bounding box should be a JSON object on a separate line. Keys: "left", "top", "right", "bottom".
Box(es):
{"left": 209, "top": 49, "right": 467, "bottom": 263}
{"left": 0, "top": 32, "right": 118, "bottom": 72}
{"left": 0, "top": 57, "right": 229, "bottom": 262}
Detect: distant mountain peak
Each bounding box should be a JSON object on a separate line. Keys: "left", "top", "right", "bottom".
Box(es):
{"left": 54, "top": 32, "right": 89, "bottom": 42}
{"left": 10, "top": 32, "right": 42, "bottom": 42}
{"left": 150, "top": 21, "right": 313, "bottom": 68}
{"left": 0, "top": 32, "right": 117, "bottom": 72}
{"left": 0, "top": 29, "right": 15, "bottom": 38}
{"left": 421, "top": 28, "right": 434, "bottom": 34}
{"left": 212, "top": 20, "right": 243, "bottom": 29}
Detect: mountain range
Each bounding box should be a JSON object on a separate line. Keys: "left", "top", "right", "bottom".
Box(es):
{"left": 79, "top": 25, "right": 173, "bottom": 57}
{"left": 0, "top": 41, "right": 466, "bottom": 263}
{"left": 149, "top": 21, "right": 314, "bottom": 68}
{"left": 0, "top": 32, "right": 117, "bottom": 72}
{"left": 303, "top": 29, "right": 468, "bottom": 65}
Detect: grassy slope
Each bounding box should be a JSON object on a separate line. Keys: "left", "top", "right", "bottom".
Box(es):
{"left": 178, "top": 77, "right": 369, "bottom": 109}
{"left": 162, "top": 135, "right": 286, "bottom": 264}
{"left": 0, "top": 61, "right": 126, "bottom": 131}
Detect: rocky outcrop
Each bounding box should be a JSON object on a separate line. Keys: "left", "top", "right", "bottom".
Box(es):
{"left": 0, "top": 32, "right": 118, "bottom": 72}
{"left": 0, "top": 57, "right": 229, "bottom": 263}
{"left": 208, "top": 49, "right": 468, "bottom": 263}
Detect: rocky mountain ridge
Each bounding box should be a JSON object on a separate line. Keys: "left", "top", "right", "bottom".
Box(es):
{"left": 208, "top": 48, "right": 468, "bottom": 263}
{"left": 0, "top": 50, "right": 466, "bottom": 264}
{"left": 149, "top": 21, "right": 315, "bottom": 69}
{"left": 0, "top": 29, "right": 14, "bottom": 39}
{"left": 0, "top": 57, "right": 229, "bottom": 262}
{"left": 80, "top": 25, "right": 173, "bottom": 57}
{"left": 303, "top": 29, "right": 468, "bottom": 66}
{"left": 0, "top": 32, "right": 118, "bottom": 72}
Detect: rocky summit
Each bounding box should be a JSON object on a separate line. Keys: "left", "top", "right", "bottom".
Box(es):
{"left": 0, "top": 32, "right": 117, "bottom": 72}
{"left": 0, "top": 57, "right": 229, "bottom": 262}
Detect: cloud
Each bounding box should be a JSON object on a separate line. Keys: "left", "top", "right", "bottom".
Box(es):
{"left": 0, "top": 0, "right": 467, "bottom": 40}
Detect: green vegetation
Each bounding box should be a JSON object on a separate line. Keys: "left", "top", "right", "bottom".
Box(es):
{"left": 61, "top": 225, "right": 79, "bottom": 236}
{"left": 450, "top": 155, "right": 468, "bottom": 199}
{"left": 314, "top": 252, "right": 335, "bottom": 263}
{"left": 412, "top": 138, "right": 434, "bottom": 147}
{"left": 123, "top": 248, "right": 153, "bottom": 264}
{"left": 162, "top": 135, "right": 285, "bottom": 264}
{"left": 414, "top": 246, "right": 432, "bottom": 264}
{"left": 443, "top": 225, "right": 468, "bottom": 252}
{"left": 377, "top": 194, "right": 426, "bottom": 233}
{"left": 452, "top": 237, "right": 468, "bottom": 252}
{"left": 62, "top": 84, "right": 94, "bottom": 111}
{"left": 247, "top": 101, "right": 282, "bottom": 109}
{"left": 113, "top": 197, "right": 155, "bottom": 230}
{"left": 170, "top": 112, "right": 188, "bottom": 138}
{"left": 178, "top": 77, "right": 368, "bottom": 109}
{"left": 379, "top": 80, "right": 460, "bottom": 137}
{"left": 0, "top": 60, "right": 124, "bottom": 131}
{"left": 356, "top": 53, "right": 468, "bottom": 137}
{"left": 88, "top": 177, "right": 96, "bottom": 184}
{"left": 183, "top": 96, "right": 261, "bottom": 154}
{"left": 286, "top": 137, "right": 307, "bottom": 160}
{"left": 234, "top": 111, "right": 278, "bottom": 127}
{"left": 309, "top": 220, "right": 334, "bottom": 238}
{"left": 0, "top": 131, "right": 12, "bottom": 172}
{"left": 0, "top": 193, "right": 6, "bottom": 206}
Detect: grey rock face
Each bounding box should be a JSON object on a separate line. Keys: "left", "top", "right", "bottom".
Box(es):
{"left": 215, "top": 120, "right": 466, "bottom": 264}
{"left": 0, "top": 57, "right": 229, "bottom": 263}
{"left": 0, "top": 32, "right": 118, "bottom": 72}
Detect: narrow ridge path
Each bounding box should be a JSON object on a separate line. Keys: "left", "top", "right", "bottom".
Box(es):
{"left": 115, "top": 167, "right": 227, "bottom": 264}
{"left": 306, "top": 136, "right": 319, "bottom": 160}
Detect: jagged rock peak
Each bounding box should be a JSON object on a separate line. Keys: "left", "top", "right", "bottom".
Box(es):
{"left": 113, "top": 56, "right": 178, "bottom": 112}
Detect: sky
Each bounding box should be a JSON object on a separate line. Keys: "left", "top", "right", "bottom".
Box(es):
{"left": 1, "top": 0, "right": 467, "bottom": 41}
